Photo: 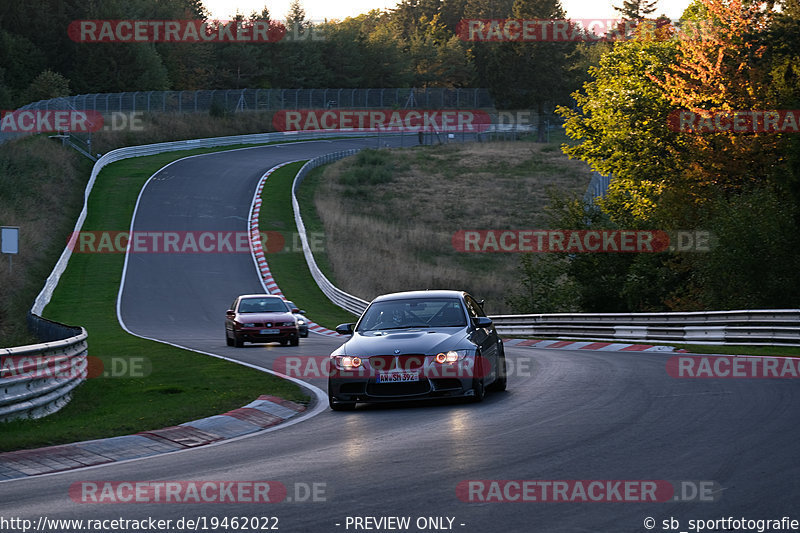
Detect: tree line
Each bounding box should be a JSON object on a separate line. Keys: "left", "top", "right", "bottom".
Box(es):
{"left": 510, "top": 0, "right": 800, "bottom": 313}
{"left": 0, "top": 0, "right": 595, "bottom": 112}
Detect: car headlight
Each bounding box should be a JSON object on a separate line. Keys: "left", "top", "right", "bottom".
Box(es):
{"left": 281, "top": 322, "right": 296, "bottom": 327}
{"left": 239, "top": 322, "right": 256, "bottom": 328}
{"left": 297, "top": 319, "right": 306, "bottom": 325}
{"left": 332, "top": 355, "right": 362, "bottom": 370}
{"left": 434, "top": 349, "right": 469, "bottom": 364}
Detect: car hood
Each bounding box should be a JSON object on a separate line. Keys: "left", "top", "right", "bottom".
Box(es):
{"left": 339, "top": 328, "right": 472, "bottom": 356}
{"left": 236, "top": 312, "right": 295, "bottom": 322}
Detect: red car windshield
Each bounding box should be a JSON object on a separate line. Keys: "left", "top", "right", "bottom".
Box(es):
{"left": 237, "top": 298, "right": 288, "bottom": 313}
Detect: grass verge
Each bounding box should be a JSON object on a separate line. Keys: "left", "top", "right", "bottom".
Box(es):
{"left": 258, "top": 161, "right": 359, "bottom": 329}
{"left": 1, "top": 144, "right": 310, "bottom": 452}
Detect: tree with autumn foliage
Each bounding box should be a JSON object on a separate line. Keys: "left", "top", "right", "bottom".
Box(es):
{"left": 541, "top": 0, "right": 800, "bottom": 312}
{"left": 651, "top": 0, "right": 779, "bottom": 201}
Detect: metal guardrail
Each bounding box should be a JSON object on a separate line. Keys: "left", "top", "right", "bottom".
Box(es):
{"left": 490, "top": 310, "right": 800, "bottom": 346}
{"left": 0, "top": 315, "right": 88, "bottom": 422}
{"left": 292, "top": 150, "right": 370, "bottom": 316}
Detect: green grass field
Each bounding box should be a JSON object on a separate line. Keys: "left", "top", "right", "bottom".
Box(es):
{"left": 1, "top": 145, "right": 309, "bottom": 452}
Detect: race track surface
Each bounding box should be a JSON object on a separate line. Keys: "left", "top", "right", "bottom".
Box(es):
{"left": 3, "top": 138, "right": 799, "bottom": 533}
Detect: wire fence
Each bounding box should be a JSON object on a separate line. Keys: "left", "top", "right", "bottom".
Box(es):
{"left": 19, "top": 88, "right": 496, "bottom": 114}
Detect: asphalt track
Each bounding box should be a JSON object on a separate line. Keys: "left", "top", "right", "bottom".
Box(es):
{"left": 3, "top": 138, "right": 799, "bottom": 532}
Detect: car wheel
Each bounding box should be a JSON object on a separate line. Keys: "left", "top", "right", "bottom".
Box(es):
{"left": 226, "top": 332, "right": 234, "bottom": 347}
{"left": 290, "top": 336, "right": 299, "bottom": 346}
{"left": 470, "top": 378, "right": 486, "bottom": 402}
{"left": 233, "top": 335, "right": 244, "bottom": 348}
{"left": 280, "top": 339, "right": 288, "bottom": 346}
{"left": 488, "top": 353, "right": 507, "bottom": 392}
{"left": 329, "top": 398, "right": 356, "bottom": 411}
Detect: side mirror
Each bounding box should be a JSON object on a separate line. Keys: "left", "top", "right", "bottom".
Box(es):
{"left": 291, "top": 307, "right": 300, "bottom": 314}
{"left": 226, "top": 310, "right": 235, "bottom": 318}
{"left": 472, "top": 316, "right": 493, "bottom": 329}
{"left": 299, "top": 309, "right": 306, "bottom": 315}
{"left": 335, "top": 323, "right": 355, "bottom": 335}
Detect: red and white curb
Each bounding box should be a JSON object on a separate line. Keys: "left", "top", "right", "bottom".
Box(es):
{"left": 249, "top": 163, "right": 341, "bottom": 337}
{"left": 503, "top": 338, "right": 682, "bottom": 352}
{"left": 0, "top": 396, "right": 306, "bottom": 481}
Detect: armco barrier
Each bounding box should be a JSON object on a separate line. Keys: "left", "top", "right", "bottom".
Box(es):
{"left": 489, "top": 310, "right": 800, "bottom": 346}
{"left": 292, "top": 151, "right": 370, "bottom": 316}
{"left": 0, "top": 315, "right": 88, "bottom": 422}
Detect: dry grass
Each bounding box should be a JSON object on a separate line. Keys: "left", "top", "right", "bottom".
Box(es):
{"left": 0, "top": 137, "right": 89, "bottom": 346}
{"left": 313, "top": 140, "right": 593, "bottom": 314}
{"left": 87, "top": 110, "right": 278, "bottom": 154}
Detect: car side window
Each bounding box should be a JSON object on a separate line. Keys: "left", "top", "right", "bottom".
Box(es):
{"left": 465, "top": 296, "right": 486, "bottom": 318}
{"left": 231, "top": 298, "right": 239, "bottom": 311}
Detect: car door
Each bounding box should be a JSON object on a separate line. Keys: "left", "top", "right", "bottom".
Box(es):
{"left": 464, "top": 294, "right": 498, "bottom": 382}
{"left": 226, "top": 297, "right": 239, "bottom": 334}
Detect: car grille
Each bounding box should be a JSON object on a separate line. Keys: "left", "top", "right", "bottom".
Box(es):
{"left": 431, "top": 378, "right": 464, "bottom": 391}
{"left": 339, "top": 382, "right": 366, "bottom": 394}
{"left": 367, "top": 354, "right": 426, "bottom": 372}
{"left": 366, "top": 380, "right": 431, "bottom": 396}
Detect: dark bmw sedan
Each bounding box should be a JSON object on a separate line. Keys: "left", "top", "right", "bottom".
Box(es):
{"left": 225, "top": 294, "right": 300, "bottom": 347}
{"left": 328, "top": 290, "right": 507, "bottom": 410}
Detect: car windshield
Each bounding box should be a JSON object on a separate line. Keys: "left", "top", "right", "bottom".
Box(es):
{"left": 237, "top": 298, "right": 288, "bottom": 313}
{"left": 357, "top": 298, "right": 466, "bottom": 331}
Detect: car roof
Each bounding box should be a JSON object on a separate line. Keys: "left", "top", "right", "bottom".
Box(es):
{"left": 237, "top": 294, "right": 282, "bottom": 300}
{"left": 370, "top": 290, "right": 467, "bottom": 303}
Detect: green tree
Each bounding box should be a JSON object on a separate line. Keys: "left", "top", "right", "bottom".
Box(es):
{"left": 286, "top": 0, "right": 311, "bottom": 37}
{"left": 409, "top": 15, "right": 475, "bottom": 87}
{"left": 614, "top": 0, "right": 659, "bottom": 20}
{"left": 558, "top": 36, "right": 684, "bottom": 224}
{"left": 25, "top": 70, "right": 70, "bottom": 103}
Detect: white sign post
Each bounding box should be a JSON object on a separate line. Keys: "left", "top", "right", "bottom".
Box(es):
{"left": 1, "top": 226, "right": 19, "bottom": 274}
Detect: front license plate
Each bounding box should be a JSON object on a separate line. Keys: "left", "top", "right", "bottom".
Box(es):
{"left": 377, "top": 371, "right": 419, "bottom": 383}
{"left": 259, "top": 329, "right": 279, "bottom": 335}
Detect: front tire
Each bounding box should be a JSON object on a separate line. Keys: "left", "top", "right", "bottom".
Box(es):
{"left": 290, "top": 336, "right": 299, "bottom": 346}
{"left": 470, "top": 378, "right": 486, "bottom": 403}
{"left": 488, "top": 353, "right": 507, "bottom": 392}
{"left": 233, "top": 334, "right": 244, "bottom": 348}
